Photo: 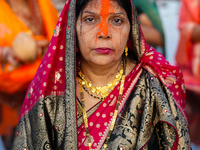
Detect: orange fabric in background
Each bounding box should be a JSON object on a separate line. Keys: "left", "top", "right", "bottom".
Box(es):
{"left": 0, "top": 0, "right": 58, "bottom": 135}
{"left": 0, "top": 0, "right": 58, "bottom": 94}
{"left": 0, "top": 104, "right": 19, "bottom": 135}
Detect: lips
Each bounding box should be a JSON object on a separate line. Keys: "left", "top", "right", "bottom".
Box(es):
{"left": 94, "top": 47, "right": 113, "bottom": 54}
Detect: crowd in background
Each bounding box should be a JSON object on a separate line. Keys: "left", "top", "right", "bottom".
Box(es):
{"left": 0, "top": 0, "right": 199, "bottom": 149}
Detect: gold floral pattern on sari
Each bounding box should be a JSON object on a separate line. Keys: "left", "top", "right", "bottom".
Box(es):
{"left": 106, "top": 71, "right": 191, "bottom": 150}
{"left": 12, "top": 96, "right": 67, "bottom": 150}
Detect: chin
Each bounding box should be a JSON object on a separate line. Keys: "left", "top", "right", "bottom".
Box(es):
{"left": 90, "top": 59, "right": 117, "bottom": 66}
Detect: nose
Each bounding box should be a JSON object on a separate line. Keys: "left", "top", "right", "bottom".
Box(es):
{"left": 97, "top": 21, "right": 111, "bottom": 39}
{"left": 97, "top": 32, "right": 110, "bottom": 39}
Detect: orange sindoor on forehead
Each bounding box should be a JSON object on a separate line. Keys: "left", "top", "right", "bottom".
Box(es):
{"left": 97, "top": 0, "right": 113, "bottom": 36}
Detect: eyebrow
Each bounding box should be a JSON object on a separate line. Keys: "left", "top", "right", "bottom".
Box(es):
{"left": 82, "top": 11, "right": 126, "bottom": 17}
{"left": 82, "top": 11, "right": 98, "bottom": 15}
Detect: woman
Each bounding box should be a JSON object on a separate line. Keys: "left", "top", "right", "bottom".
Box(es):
{"left": 12, "top": 0, "right": 190, "bottom": 149}
{"left": 176, "top": 0, "right": 200, "bottom": 146}
{"left": 0, "top": 0, "right": 58, "bottom": 149}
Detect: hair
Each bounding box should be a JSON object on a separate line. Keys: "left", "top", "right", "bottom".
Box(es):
{"left": 76, "top": 0, "right": 138, "bottom": 62}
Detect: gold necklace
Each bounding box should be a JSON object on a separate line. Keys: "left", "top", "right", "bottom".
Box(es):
{"left": 82, "top": 85, "right": 104, "bottom": 101}
{"left": 78, "top": 61, "right": 123, "bottom": 100}
{"left": 78, "top": 60, "right": 126, "bottom": 150}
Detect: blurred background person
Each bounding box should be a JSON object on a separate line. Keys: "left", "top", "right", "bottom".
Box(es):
{"left": 176, "top": 0, "right": 200, "bottom": 91}
{"left": 51, "top": 0, "right": 66, "bottom": 14}
{"left": 0, "top": 0, "right": 58, "bottom": 149}
{"left": 134, "top": 0, "right": 165, "bottom": 56}
{"left": 176, "top": 0, "right": 200, "bottom": 148}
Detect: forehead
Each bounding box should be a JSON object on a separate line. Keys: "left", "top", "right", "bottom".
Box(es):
{"left": 83, "top": 0, "right": 125, "bottom": 13}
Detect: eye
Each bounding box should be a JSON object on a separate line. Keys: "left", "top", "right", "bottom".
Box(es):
{"left": 85, "top": 17, "right": 96, "bottom": 23}
{"left": 112, "top": 18, "right": 123, "bottom": 25}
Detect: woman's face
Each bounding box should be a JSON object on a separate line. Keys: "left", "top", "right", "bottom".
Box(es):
{"left": 76, "top": 0, "right": 130, "bottom": 66}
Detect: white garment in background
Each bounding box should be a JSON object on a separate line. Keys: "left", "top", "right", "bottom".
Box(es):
{"left": 0, "top": 136, "right": 6, "bottom": 150}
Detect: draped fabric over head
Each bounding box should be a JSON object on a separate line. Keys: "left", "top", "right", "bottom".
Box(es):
{"left": 12, "top": 0, "right": 190, "bottom": 149}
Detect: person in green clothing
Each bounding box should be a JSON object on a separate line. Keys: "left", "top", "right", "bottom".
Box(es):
{"left": 134, "top": 0, "right": 165, "bottom": 56}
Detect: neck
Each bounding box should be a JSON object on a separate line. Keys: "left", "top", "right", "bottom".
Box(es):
{"left": 79, "top": 58, "right": 122, "bottom": 87}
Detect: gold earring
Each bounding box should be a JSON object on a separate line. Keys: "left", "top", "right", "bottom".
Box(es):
{"left": 125, "top": 46, "right": 128, "bottom": 57}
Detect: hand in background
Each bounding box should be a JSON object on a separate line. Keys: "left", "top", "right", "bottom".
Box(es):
{"left": 36, "top": 39, "right": 49, "bottom": 57}
{"left": 139, "top": 13, "right": 163, "bottom": 46}
{"left": 2, "top": 47, "right": 20, "bottom": 66}
{"left": 192, "top": 25, "right": 200, "bottom": 42}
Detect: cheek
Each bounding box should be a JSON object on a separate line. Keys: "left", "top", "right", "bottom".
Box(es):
{"left": 77, "top": 27, "right": 87, "bottom": 48}
{"left": 76, "top": 25, "right": 81, "bottom": 43}
{"left": 111, "top": 25, "right": 129, "bottom": 38}
{"left": 120, "top": 27, "right": 130, "bottom": 42}
{"left": 76, "top": 33, "right": 91, "bottom": 57}
{"left": 77, "top": 25, "right": 96, "bottom": 43}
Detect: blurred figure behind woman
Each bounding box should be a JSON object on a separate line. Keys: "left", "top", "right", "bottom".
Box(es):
{"left": 51, "top": 0, "right": 66, "bottom": 14}
{"left": 0, "top": 0, "right": 58, "bottom": 149}
{"left": 134, "top": 0, "right": 165, "bottom": 56}
{"left": 176, "top": 0, "right": 200, "bottom": 147}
